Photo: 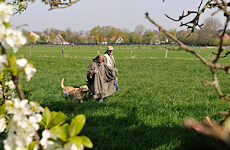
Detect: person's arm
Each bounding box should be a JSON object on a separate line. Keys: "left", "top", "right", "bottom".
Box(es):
{"left": 86, "top": 62, "right": 96, "bottom": 81}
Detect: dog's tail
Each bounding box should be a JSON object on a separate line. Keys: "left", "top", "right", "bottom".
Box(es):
{"left": 61, "top": 78, "right": 65, "bottom": 89}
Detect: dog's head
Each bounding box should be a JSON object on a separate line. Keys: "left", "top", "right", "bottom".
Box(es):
{"left": 80, "top": 85, "right": 90, "bottom": 94}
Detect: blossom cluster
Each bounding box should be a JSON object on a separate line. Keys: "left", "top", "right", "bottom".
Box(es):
{"left": 0, "top": 98, "right": 84, "bottom": 150}
{"left": 16, "top": 58, "right": 37, "bottom": 82}
{"left": 0, "top": 2, "right": 27, "bottom": 53}
{"left": 40, "top": 129, "right": 84, "bottom": 150}
{"left": 2, "top": 98, "right": 44, "bottom": 150}
{"left": 0, "top": 80, "right": 16, "bottom": 100}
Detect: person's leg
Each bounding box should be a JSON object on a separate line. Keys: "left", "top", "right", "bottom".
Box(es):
{"left": 115, "top": 77, "right": 120, "bottom": 91}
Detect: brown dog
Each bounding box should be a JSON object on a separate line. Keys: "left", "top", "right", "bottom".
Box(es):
{"left": 61, "top": 78, "right": 89, "bottom": 103}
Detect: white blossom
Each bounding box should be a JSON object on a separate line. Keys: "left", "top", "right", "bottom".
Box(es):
{"left": 16, "top": 58, "right": 28, "bottom": 69}
{"left": 6, "top": 90, "right": 15, "bottom": 100}
{"left": 12, "top": 30, "right": 27, "bottom": 53}
{"left": 40, "top": 129, "right": 58, "bottom": 149}
{"left": 5, "top": 80, "right": 15, "bottom": 90}
{"left": 28, "top": 114, "right": 42, "bottom": 131}
{"left": 24, "top": 64, "right": 37, "bottom": 82}
{"left": 0, "top": 27, "right": 15, "bottom": 50}
{"left": 15, "top": 135, "right": 33, "bottom": 150}
{"left": 30, "top": 101, "right": 44, "bottom": 113}
{"left": 8, "top": 98, "right": 32, "bottom": 121}
{"left": 20, "top": 2, "right": 27, "bottom": 8}
{"left": 4, "top": 132, "right": 17, "bottom": 150}
{"left": 0, "top": 2, "right": 13, "bottom": 24}
{"left": 0, "top": 117, "right": 6, "bottom": 133}
{"left": 0, "top": 26, "right": 27, "bottom": 52}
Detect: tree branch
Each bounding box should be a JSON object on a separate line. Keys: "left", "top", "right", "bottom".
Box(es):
{"left": 48, "top": 0, "right": 80, "bottom": 11}
{"left": 145, "top": 12, "right": 230, "bottom": 101}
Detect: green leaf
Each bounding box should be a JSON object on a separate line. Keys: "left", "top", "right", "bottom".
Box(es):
{"left": 0, "top": 104, "right": 6, "bottom": 116}
{"left": 0, "top": 71, "right": 3, "bottom": 80}
{"left": 81, "top": 136, "right": 93, "bottom": 148}
{"left": 69, "top": 114, "right": 86, "bottom": 137}
{"left": 49, "top": 111, "right": 67, "bottom": 128}
{"left": 2, "top": 76, "right": 11, "bottom": 80}
{"left": 40, "top": 107, "right": 51, "bottom": 128}
{"left": 7, "top": 55, "right": 17, "bottom": 76}
{"left": 68, "top": 136, "right": 82, "bottom": 148}
{"left": 50, "top": 125, "right": 68, "bottom": 142}
{"left": 28, "top": 141, "right": 36, "bottom": 150}
{"left": 3, "top": 22, "right": 10, "bottom": 28}
{"left": 3, "top": 67, "right": 17, "bottom": 75}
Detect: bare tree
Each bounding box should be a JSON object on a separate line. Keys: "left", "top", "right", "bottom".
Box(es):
{"left": 135, "top": 24, "right": 146, "bottom": 35}
{"left": 196, "top": 17, "right": 222, "bottom": 45}
{"left": 202, "top": 17, "right": 222, "bottom": 31}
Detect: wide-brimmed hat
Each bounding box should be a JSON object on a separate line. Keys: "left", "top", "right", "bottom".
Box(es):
{"left": 107, "top": 46, "right": 114, "bottom": 51}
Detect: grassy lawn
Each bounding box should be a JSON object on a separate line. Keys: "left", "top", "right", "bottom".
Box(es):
{"left": 2, "top": 45, "right": 230, "bottom": 149}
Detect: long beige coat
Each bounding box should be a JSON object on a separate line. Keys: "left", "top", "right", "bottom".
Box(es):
{"left": 86, "top": 59, "right": 117, "bottom": 99}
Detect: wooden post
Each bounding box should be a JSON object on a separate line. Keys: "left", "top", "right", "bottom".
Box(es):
{"left": 97, "top": 51, "right": 100, "bottom": 55}
{"left": 65, "top": 45, "right": 67, "bottom": 49}
{"left": 62, "top": 49, "right": 64, "bottom": 57}
{"left": 165, "top": 50, "right": 168, "bottom": 58}
{"left": 130, "top": 50, "right": 132, "bottom": 58}
{"left": 139, "top": 46, "right": 140, "bottom": 49}
{"left": 198, "top": 50, "right": 200, "bottom": 55}
{"left": 29, "top": 49, "right": 31, "bottom": 57}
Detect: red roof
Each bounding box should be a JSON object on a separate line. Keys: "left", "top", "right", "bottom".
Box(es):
{"left": 57, "top": 34, "right": 66, "bottom": 42}
{"left": 219, "top": 31, "right": 230, "bottom": 40}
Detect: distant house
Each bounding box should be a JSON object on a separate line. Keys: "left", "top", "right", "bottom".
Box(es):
{"left": 110, "top": 36, "right": 124, "bottom": 44}
{"left": 53, "top": 34, "right": 69, "bottom": 45}
{"left": 115, "top": 36, "right": 124, "bottom": 44}
{"left": 101, "top": 38, "right": 108, "bottom": 45}
{"left": 30, "top": 32, "right": 40, "bottom": 42}
{"left": 219, "top": 31, "right": 230, "bottom": 40}
{"left": 152, "top": 35, "right": 160, "bottom": 45}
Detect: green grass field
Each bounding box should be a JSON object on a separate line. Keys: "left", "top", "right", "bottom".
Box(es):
{"left": 2, "top": 45, "right": 230, "bottom": 149}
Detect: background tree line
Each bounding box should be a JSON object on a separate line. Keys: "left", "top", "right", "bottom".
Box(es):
{"left": 23, "top": 17, "right": 230, "bottom": 46}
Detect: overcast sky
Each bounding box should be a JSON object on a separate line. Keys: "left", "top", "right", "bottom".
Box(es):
{"left": 10, "top": 0, "right": 226, "bottom": 33}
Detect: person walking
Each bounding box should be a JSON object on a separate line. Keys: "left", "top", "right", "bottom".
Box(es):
{"left": 104, "top": 46, "right": 120, "bottom": 91}
{"left": 86, "top": 54, "right": 117, "bottom": 102}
